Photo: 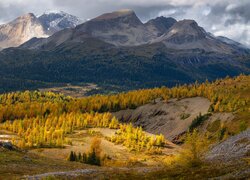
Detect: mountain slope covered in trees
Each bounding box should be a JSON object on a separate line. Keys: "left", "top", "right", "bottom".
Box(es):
{"left": 0, "top": 10, "right": 249, "bottom": 93}
{"left": 0, "top": 75, "right": 249, "bottom": 134}
{"left": 1, "top": 41, "right": 250, "bottom": 93}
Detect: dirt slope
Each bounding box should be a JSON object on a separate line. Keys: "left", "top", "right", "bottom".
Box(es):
{"left": 114, "top": 97, "right": 211, "bottom": 140}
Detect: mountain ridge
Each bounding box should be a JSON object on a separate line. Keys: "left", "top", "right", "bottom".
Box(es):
{"left": 0, "top": 13, "right": 48, "bottom": 49}
{"left": 0, "top": 11, "right": 82, "bottom": 49}
{"left": 0, "top": 9, "right": 249, "bottom": 93}
{"left": 145, "top": 16, "right": 177, "bottom": 37}
{"left": 20, "top": 9, "right": 248, "bottom": 54}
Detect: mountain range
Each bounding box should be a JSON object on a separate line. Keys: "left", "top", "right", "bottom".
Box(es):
{"left": 0, "top": 11, "right": 82, "bottom": 49}
{"left": 0, "top": 9, "right": 249, "bottom": 93}
{"left": 21, "top": 9, "right": 247, "bottom": 53}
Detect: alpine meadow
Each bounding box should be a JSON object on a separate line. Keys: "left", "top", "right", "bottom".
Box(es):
{"left": 0, "top": 1, "right": 249, "bottom": 179}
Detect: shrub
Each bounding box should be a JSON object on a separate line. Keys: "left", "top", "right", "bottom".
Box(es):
{"left": 207, "top": 119, "right": 221, "bottom": 133}
{"left": 174, "top": 129, "right": 210, "bottom": 167}
{"left": 180, "top": 113, "right": 190, "bottom": 120}
{"left": 239, "top": 120, "right": 247, "bottom": 132}
{"left": 218, "top": 127, "right": 227, "bottom": 140}
{"left": 189, "top": 113, "right": 211, "bottom": 131}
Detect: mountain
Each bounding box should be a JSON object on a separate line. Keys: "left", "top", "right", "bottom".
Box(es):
{"left": 76, "top": 9, "right": 152, "bottom": 46}
{"left": 145, "top": 16, "right": 177, "bottom": 37}
{"left": 32, "top": 9, "right": 153, "bottom": 47}
{"left": 0, "top": 9, "right": 249, "bottom": 92}
{"left": 22, "top": 10, "right": 246, "bottom": 54}
{"left": 0, "top": 11, "right": 82, "bottom": 49}
{"left": 38, "top": 10, "right": 83, "bottom": 35}
{"left": 217, "top": 36, "right": 248, "bottom": 49}
{"left": 23, "top": 10, "right": 178, "bottom": 49}
{"left": 151, "top": 20, "right": 239, "bottom": 53}
{"left": 0, "top": 13, "right": 47, "bottom": 49}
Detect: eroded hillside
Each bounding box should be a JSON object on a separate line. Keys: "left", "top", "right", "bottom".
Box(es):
{"left": 114, "top": 97, "right": 211, "bottom": 140}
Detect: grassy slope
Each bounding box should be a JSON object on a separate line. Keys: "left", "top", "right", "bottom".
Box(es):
{"left": 0, "top": 127, "right": 177, "bottom": 179}
{"left": 0, "top": 75, "right": 249, "bottom": 179}
{"left": 213, "top": 76, "right": 250, "bottom": 134}
{"left": 0, "top": 149, "right": 96, "bottom": 179}
{"left": 1, "top": 149, "right": 249, "bottom": 179}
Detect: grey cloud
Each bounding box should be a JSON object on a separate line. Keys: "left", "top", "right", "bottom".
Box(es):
{"left": 0, "top": 4, "right": 24, "bottom": 23}
{"left": 0, "top": 1, "right": 53, "bottom": 23}
{"left": 226, "top": 2, "right": 250, "bottom": 24}
{"left": 206, "top": 1, "right": 250, "bottom": 26}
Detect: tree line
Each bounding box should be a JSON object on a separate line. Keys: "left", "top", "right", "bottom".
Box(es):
{"left": 0, "top": 75, "right": 249, "bottom": 124}
{"left": 0, "top": 75, "right": 249, "bottom": 151}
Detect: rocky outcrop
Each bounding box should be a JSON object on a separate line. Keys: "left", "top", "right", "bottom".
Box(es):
{"left": 76, "top": 9, "right": 153, "bottom": 46}
{"left": 206, "top": 129, "right": 250, "bottom": 161}
{"left": 113, "top": 97, "right": 211, "bottom": 141}
{"left": 38, "top": 11, "right": 83, "bottom": 35}
{"left": 152, "top": 20, "right": 236, "bottom": 53}
{"left": 0, "top": 13, "right": 47, "bottom": 49}
{"left": 145, "top": 16, "right": 177, "bottom": 37}
{"left": 0, "top": 11, "right": 82, "bottom": 49}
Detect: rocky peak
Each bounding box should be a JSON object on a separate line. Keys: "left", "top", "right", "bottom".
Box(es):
{"left": 162, "top": 19, "right": 207, "bottom": 44}
{"left": 148, "top": 19, "right": 238, "bottom": 53}
{"left": 38, "top": 11, "right": 83, "bottom": 35}
{"left": 0, "top": 12, "right": 47, "bottom": 49}
{"left": 0, "top": 11, "right": 83, "bottom": 49}
{"left": 146, "top": 16, "right": 176, "bottom": 27}
{"left": 145, "top": 16, "right": 177, "bottom": 36}
{"left": 168, "top": 20, "right": 206, "bottom": 38}
{"left": 90, "top": 9, "right": 142, "bottom": 27}
{"left": 10, "top": 13, "right": 38, "bottom": 25}
{"left": 18, "top": 13, "right": 36, "bottom": 19}
{"left": 72, "top": 9, "right": 147, "bottom": 46}
{"left": 93, "top": 9, "right": 136, "bottom": 20}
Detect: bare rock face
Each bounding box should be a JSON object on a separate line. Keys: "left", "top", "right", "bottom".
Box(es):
{"left": 76, "top": 9, "right": 153, "bottom": 46}
{"left": 152, "top": 19, "right": 236, "bottom": 53}
{"left": 38, "top": 11, "right": 83, "bottom": 35}
{"left": 0, "top": 13, "right": 48, "bottom": 49}
{"left": 0, "top": 11, "right": 82, "bottom": 49}
{"left": 20, "top": 9, "right": 246, "bottom": 54}
{"left": 22, "top": 9, "right": 155, "bottom": 48}
{"left": 163, "top": 20, "right": 207, "bottom": 43}
{"left": 145, "top": 16, "right": 177, "bottom": 37}
{"left": 206, "top": 129, "right": 250, "bottom": 161}
{"left": 113, "top": 97, "right": 211, "bottom": 141}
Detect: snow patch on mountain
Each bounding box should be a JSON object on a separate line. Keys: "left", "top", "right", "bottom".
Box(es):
{"left": 38, "top": 11, "right": 83, "bottom": 34}
{"left": 0, "top": 11, "right": 83, "bottom": 49}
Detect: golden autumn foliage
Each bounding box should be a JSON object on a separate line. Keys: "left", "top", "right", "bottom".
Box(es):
{"left": 0, "top": 112, "right": 118, "bottom": 148}
{"left": 164, "top": 129, "right": 211, "bottom": 167}
{"left": 0, "top": 75, "right": 249, "bottom": 152}
{"left": 109, "top": 123, "right": 166, "bottom": 153}
{"left": 0, "top": 75, "right": 249, "bottom": 125}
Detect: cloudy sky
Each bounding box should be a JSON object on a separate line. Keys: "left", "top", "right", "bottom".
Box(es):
{"left": 0, "top": 0, "right": 249, "bottom": 47}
